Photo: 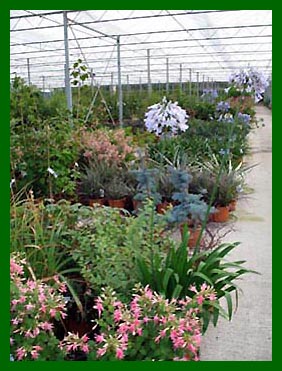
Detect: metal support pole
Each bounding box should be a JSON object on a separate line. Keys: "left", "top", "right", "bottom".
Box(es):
{"left": 91, "top": 68, "right": 94, "bottom": 94}
{"left": 179, "top": 63, "right": 182, "bottom": 93}
{"left": 63, "top": 11, "right": 73, "bottom": 113}
{"left": 42, "top": 76, "right": 45, "bottom": 93}
{"left": 197, "top": 72, "right": 199, "bottom": 98}
{"left": 202, "top": 75, "right": 205, "bottom": 93}
{"left": 27, "top": 58, "right": 31, "bottom": 86}
{"left": 147, "top": 49, "right": 152, "bottom": 95}
{"left": 207, "top": 76, "right": 210, "bottom": 90}
{"left": 117, "top": 36, "right": 123, "bottom": 127}
{"left": 139, "top": 77, "right": 142, "bottom": 93}
{"left": 189, "top": 68, "right": 192, "bottom": 97}
{"left": 110, "top": 72, "right": 114, "bottom": 95}
{"left": 166, "top": 57, "right": 169, "bottom": 95}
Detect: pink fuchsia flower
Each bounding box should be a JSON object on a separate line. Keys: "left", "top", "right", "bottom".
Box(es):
{"left": 200, "top": 283, "right": 208, "bottom": 291}
{"left": 39, "top": 322, "right": 53, "bottom": 331}
{"left": 143, "top": 316, "right": 150, "bottom": 324}
{"left": 19, "top": 296, "right": 27, "bottom": 303}
{"left": 25, "top": 303, "right": 35, "bottom": 311}
{"left": 189, "top": 285, "right": 197, "bottom": 293}
{"left": 94, "top": 297, "right": 104, "bottom": 318}
{"left": 10, "top": 260, "right": 24, "bottom": 276}
{"left": 113, "top": 300, "right": 123, "bottom": 308}
{"left": 95, "top": 334, "right": 105, "bottom": 344}
{"left": 116, "top": 347, "right": 124, "bottom": 359}
{"left": 81, "top": 334, "right": 89, "bottom": 343}
{"left": 153, "top": 315, "right": 159, "bottom": 324}
{"left": 114, "top": 309, "right": 123, "bottom": 322}
{"left": 196, "top": 295, "right": 204, "bottom": 305}
{"left": 97, "top": 347, "right": 107, "bottom": 357}
{"left": 38, "top": 292, "right": 46, "bottom": 302}
{"left": 144, "top": 285, "right": 153, "bottom": 299}
{"left": 136, "top": 327, "right": 142, "bottom": 336}
{"left": 81, "top": 344, "right": 89, "bottom": 353}
{"left": 58, "top": 283, "right": 67, "bottom": 293}
{"left": 16, "top": 347, "right": 27, "bottom": 360}
{"left": 11, "top": 318, "right": 20, "bottom": 325}
{"left": 49, "top": 308, "right": 57, "bottom": 317}
{"left": 26, "top": 279, "right": 37, "bottom": 290}
{"left": 30, "top": 346, "right": 42, "bottom": 360}
{"left": 208, "top": 293, "right": 217, "bottom": 301}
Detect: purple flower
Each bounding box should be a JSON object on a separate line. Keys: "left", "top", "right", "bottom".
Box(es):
{"left": 237, "top": 112, "right": 251, "bottom": 125}
{"left": 216, "top": 101, "right": 230, "bottom": 113}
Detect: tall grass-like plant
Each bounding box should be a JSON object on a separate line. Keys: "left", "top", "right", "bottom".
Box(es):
{"left": 10, "top": 195, "right": 83, "bottom": 312}
{"left": 136, "top": 220, "right": 258, "bottom": 332}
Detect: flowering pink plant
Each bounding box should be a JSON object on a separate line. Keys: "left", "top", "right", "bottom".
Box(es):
{"left": 80, "top": 128, "right": 135, "bottom": 166}
{"left": 60, "top": 284, "right": 217, "bottom": 361}
{"left": 10, "top": 253, "right": 67, "bottom": 361}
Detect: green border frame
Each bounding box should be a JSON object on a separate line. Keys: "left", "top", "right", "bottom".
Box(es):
{"left": 2, "top": 2, "right": 275, "bottom": 369}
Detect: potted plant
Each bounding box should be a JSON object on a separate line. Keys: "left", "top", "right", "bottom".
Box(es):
{"left": 131, "top": 168, "right": 162, "bottom": 212}
{"left": 156, "top": 168, "right": 175, "bottom": 214}
{"left": 104, "top": 168, "right": 132, "bottom": 209}
{"left": 166, "top": 169, "right": 214, "bottom": 248}
{"left": 78, "top": 160, "right": 109, "bottom": 206}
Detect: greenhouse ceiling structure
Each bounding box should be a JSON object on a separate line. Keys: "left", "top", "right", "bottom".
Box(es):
{"left": 10, "top": 10, "right": 272, "bottom": 91}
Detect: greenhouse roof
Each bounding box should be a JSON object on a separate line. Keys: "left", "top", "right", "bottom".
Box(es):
{"left": 10, "top": 10, "right": 272, "bottom": 89}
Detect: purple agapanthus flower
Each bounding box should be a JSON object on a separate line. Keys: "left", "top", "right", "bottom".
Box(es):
{"left": 216, "top": 101, "right": 230, "bottom": 113}
{"left": 237, "top": 112, "right": 251, "bottom": 125}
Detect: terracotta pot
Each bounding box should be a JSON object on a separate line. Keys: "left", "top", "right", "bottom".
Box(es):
{"left": 89, "top": 198, "right": 106, "bottom": 207}
{"left": 180, "top": 224, "right": 203, "bottom": 248}
{"left": 108, "top": 197, "right": 127, "bottom": 209}
{"left": 156, "top": 201, "right": 173, "bottom": 214}
{"left": 212, "top": 205, "right": 230, "bottom": 223}
{"left": 228, "top": 200, "right": 237, "bottom": 212}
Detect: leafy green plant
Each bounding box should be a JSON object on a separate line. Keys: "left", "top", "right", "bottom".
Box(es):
{"left": 67, "top": 200, "right": 172, "bottom": 300}
{"left": 136, "top": 223, "right": 258, "bottom": 332}
{"left": 10, "top": 196, "right": 83, "bottom": 311}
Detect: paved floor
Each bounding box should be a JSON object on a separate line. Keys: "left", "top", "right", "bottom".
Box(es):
{"left": 200, "top": 105, "right": 272, "bottom": 361}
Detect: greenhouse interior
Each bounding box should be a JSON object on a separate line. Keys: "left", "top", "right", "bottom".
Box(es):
{"left": 10, "top": 10, "right": 272, "bottom": 361}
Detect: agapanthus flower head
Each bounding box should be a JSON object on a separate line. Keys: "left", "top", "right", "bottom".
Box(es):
{"left": 237, "top": 112, "right": 251, "bottom": 125}
{"left": 229, "top": 68, "right": 269, "bottom": 103}
{"left": 144, "top": 96, "right": 189, "bottom": 137}
{"left": 216, "top": 101, "right": 230, "bottom": 113}
{"left": 201, "top": 89, "right": 218, "bottom": 103}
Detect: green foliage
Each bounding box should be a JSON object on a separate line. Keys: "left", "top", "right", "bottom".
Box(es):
{"left": 67, "top": 200, "right": 172, "bottom": 299}
{"left": 136, "top": 224, "right": 258, "bottom": 332}
{"left": 10, "top": 117, "right": 81, "bottom": 199}
{"left": 10, "top": 198, "right": 83, "bottom": 311}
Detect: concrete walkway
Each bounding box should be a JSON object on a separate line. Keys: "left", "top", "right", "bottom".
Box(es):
{"left": 200, "top": 105, "right": 272, "bottom": 361}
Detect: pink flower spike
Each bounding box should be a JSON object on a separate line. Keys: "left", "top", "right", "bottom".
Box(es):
{"left": 200, "top": 283, "right": 208, "bottom": 291}
{"left": 197, "top": 295, "right": 204, "bottom": 305}
{"left": 189, "top": 285, "right": 197, "bottom": 293}
{"left": 95, "top": 334, "right": 105, "bottom": 344}
{"left": 81, "top": 334, "right": 89, "bottom": 343}
{"left": 97, "top": 347, "right": 107, "bottom": 357}
{"left": 49, "top": 308, "right": 57, "bottom": 317}
{"left": 81, "top": 344, "right": 89, "bottom": 353}
{"left": 209, "top": 293, "right": 217, "bottom": 301}
{"left": 116, "top": 347, "right": 124, "bottom": 359}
